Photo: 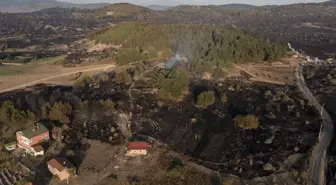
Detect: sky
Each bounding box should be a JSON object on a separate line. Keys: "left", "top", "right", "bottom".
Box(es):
{"left": 59, "top": 0, "right": 327, "bottom": 6}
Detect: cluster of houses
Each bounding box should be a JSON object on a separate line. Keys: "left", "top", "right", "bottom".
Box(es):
{"left": 4, "top": 123, "right": 152, "bottom": 184}
{"left": 5, "top": 123, "right": 75, "bottom": 183}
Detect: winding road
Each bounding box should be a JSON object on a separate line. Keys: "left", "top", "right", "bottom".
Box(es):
{"left": 296, "top": 63, "right": 334, "bottom": 185}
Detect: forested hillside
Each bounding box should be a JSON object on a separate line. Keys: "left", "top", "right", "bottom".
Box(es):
{"left": 88, "top": 22, "right": 287, "bottom": 71}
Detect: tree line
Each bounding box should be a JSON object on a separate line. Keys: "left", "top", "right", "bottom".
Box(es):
{"left": 88, "top": 22, "right": 288, "bottom": 72}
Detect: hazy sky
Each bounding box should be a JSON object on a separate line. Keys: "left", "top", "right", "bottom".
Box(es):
{"left": 59, "top": 0, "right": 327, "bottom": 6}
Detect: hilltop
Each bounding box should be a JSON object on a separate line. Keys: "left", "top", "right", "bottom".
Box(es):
{"left": 0, "top": 0, "right": 108, "bottom": 13}
{"left": 0, "top": 2, "right": 335, "bottom": 58}
{"left": 88, "top": 22, "right": 287, "bottom": 72}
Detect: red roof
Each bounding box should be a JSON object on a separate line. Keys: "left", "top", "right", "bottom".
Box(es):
{"left": 47, "top": 159, "right": 65, "bottom": 172}
{"left": 32, "top": 145, "right": 44, "bottom": 152}
{"left": 127, "top": 142, "right": 150, "bottom": 150}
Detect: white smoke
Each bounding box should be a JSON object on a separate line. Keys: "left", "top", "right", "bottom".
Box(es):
{"left": 288, "top": 43, "right": 296, "bottom": 52}
{"left": 165, "top": 54, "right": 188, "bottom": 69}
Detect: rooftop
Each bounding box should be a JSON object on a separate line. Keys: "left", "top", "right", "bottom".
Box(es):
{"left": 48, "top": 158, "right": 65, "bottom": 172}
{"left": 127, "top": 142, "right": 150, "bottom": 150}
{"left": 47, "top": 158, "right": 75, "bottom": 172}
{"left": 32, "top": 145, "right": 44, "bottom": 153}
{"left": 18, "top": 123, "right": 49, "bottom": 139}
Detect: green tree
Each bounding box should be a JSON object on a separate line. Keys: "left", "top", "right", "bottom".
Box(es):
{"left": 0, "top": 101, "right": 35, "bottom": 125}
{"left": 88, "top": 22, "right": 287, "bottom": 77}
{"left": 157, "top": 69, "right": 189, "bottom": 98}
{"left": 48, "top": 102, "right": 73, "bottom": 124}
{"left": 234, "top": 115, "right": 259, "bottom": 130}
{"left": 196, "top": 91, "right": 215, "bottom": 108}
{"left": 40, "top": 103, "right": 51, "bottom": 120}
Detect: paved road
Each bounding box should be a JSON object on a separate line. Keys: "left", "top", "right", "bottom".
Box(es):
{"left": 0, "top": 64, "right": 115, "bottom": 94}
{"left": 296, "top": 63, "right": 334, "bottom": 185}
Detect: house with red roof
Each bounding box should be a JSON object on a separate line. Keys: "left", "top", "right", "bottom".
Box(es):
{"left": 125, "top": 141, "right": 150, "bottom": 157}
{"left": 16, "top": 123, "right": 49, "bottom": 156}
{"left": 47, "top": 158, "right": 75, "bottom": 183}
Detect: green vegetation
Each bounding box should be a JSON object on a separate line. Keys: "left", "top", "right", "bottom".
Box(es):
{"left": 93, "top": 72, "right": 110, "bottom": 83}
{"left": 48, "top": 102, "right": 73, "bottom": 124}
{"left": 73, "top": 75, "right": 93, "bottom": 89}
{"left": 157, "top": 68, "right": 189, "bottom": 98}
{"left": 196, "top": 91, "right": 215, "bottom": 108}
{"left": 222, "top": 177, "right": 234, "bottom": 185}
{"left": 115, "top": 70, "right": 132, "bottom": 84}
{"left": 116, "top": 48, "right": 147, "bottom": 65}
{"left": 234, "top": 115, "right": 259, "bottom": 129}
{"left": 99, "top": 99, "right": 116, "bottom": 111}
{"left": 88, "top": 22, "right": 287, "bottom": 72}
{"left": 220, "top": 93, "right": 227, "bottom": 104}
{"left": 92, "top": 3, "right": 150, "bottom": 19}
{"left": 0, "top": 101, "right": 35, "bottom": 125}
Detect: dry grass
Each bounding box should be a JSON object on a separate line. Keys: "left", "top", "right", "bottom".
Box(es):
{"left": 228, "top": 58, "right": 298, "bottom": 85}
{"left": 0, "top": 63, "right": 114, "bottom": 91}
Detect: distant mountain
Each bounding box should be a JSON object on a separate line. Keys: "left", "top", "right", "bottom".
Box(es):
{"left": 217, "top": 3, "right": 257, "bottom": 10}
{"left": 217, "top": 3, "right": 278, "bottom": 10}
{"left": 147, "top": 5, "right": 173, "bottom": 11}
{"left": 0, "top": 0, "right": 109, "bottom": 13}
{"left": 325, "top": 0, "right": 336, "bottom": 4}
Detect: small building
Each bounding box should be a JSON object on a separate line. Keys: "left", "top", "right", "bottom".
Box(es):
{"left": 125, "top": 142, "right": 150, "bottom": 157}
{"left": 4, "top": 142, "right": 17, "bottom": 151}
{"left": 47, "top": 158, "right": 75, "bottom": 182}
{"left": 16, "top": 123, "right": 49, "bottom": 156}
{"left": 31, "top": 145, "right": 44, "bottom": 156}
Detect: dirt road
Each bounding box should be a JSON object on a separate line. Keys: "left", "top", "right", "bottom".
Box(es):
{"left": 296, "top": 63, "right": 333, "bottom": 185}
{"left": 0, "top": 64, "right": 115, "bottom": 94}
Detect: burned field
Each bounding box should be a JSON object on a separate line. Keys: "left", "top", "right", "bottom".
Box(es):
{"left": 303, "top": 63, "right": 336, "bottom": 184}
{"left": 129, "top": 68, "right": 320, "bottom": 178}
{"left": 0, "top": 64, "right": 322, "bottom": 180}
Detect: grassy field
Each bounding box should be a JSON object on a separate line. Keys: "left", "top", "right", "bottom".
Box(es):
{"left": 0, "top": 55, "right": 66, "bottom": 76}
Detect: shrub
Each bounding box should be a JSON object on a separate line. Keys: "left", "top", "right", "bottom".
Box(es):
{"left": 222, "top": 177, "right": 234, "bottom": 185}
{"left": 48, "top": 102, "right": 73, "bottom": 124}
{"left": 196, "top": 91, "right": 215, "bottom": 108}
{"left": 115, "top": 71, "right": 132, "bottom": 84}
{"left": 40, "top": 103, "right": 50, "bottom": 120}
{"left": 0, "top": 101, "right": 35, "bottom": 125}
{"left": 157, "top": 68, "right": 189, "bottom": 98}
{"left": 73, "top": 76, "right": 93, "bottom": 89}
{"left": 93, "top": 72, "right": 110, "bottom": 83}
{"left": 99, "top": 99, "right": 116, "bottom": 111}
{"left": 234, "top": 115, "right": 259, "bottom": 129}
{"left": 220, "top": 93, "right": 227, "bottom": 104}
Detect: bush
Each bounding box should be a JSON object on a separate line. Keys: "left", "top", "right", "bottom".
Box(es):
{"left": 115, "top": 71, "right": 132, "bottom": 84}
{"left": 196, "top": 91, "right": 215, "bottom": 108}
{"left": 73, "top": 76, "right": 93, "bottom": 89}
{"left": 234, "top": 115, "right": 259, "bottom": 129}
{"left": 48, "top": 102, "right": 73, "bottom": 124}
{"left": 99, "top": 99, "right": 116, "bottom": 111}
{"left": 220, "top": 93, "right": 227, "bottom": 104}
{"left": 0, "top": 101, "right": 35, "bottom": 125}
{"left": 157, "top": 68, "right": 189, "bottom": 98}
{"left": 93, "top": 72, "right": 110, "bottom": 83}
{"left": 40, "top": 103, "right": 50, "bottom": 120}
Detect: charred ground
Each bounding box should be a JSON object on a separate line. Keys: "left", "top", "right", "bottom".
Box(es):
{"left": 1, "top": 2, "right": 335, "bottom": 62}
{"left": 0, "top": 61, "right": 321, "bottom": 181}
